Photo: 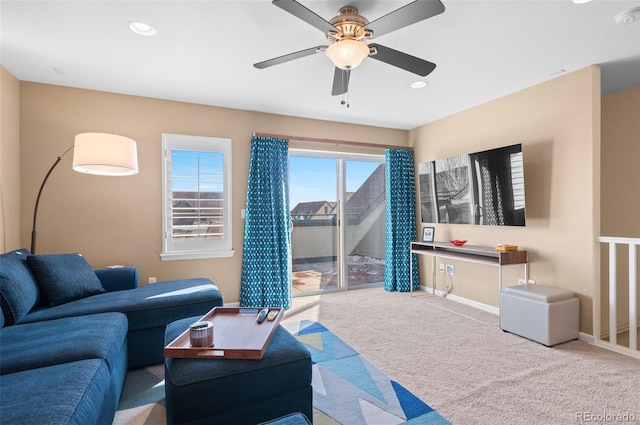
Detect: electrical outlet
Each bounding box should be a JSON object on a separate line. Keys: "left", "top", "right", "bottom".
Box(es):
{"left": 446, "top": 264, "right": 454, "bottom": 275}
{"left": 439, "top": 263, "right": 445, "bottom": 273}
{"left": 518, "top": 278, "right": 536, "bottom": 285}
{"left": 148, "top": 277, "right": 156, "bottom": 284}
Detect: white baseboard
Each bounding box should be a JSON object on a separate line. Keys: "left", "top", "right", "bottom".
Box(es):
{"left": 419, "top": 286, "right": 639, "bottom": 359}
{"left": 420, "top": 285, "right": 500, "bottom": 315}
{"left": 578, "top": 332, "right": 594, "bottom": 344}
{"left": 597, "top": 321, "right": 640, "bottom": 339}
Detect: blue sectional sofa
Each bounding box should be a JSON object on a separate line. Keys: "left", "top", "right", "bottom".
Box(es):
{"left": 0, "top": 249, "right": 224, "bottom": 425}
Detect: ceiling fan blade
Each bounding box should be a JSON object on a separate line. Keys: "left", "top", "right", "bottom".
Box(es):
{"left": 366, "top": 0, "right": 445, "bottom": 38}
{"left": 272, "top": 0, "right": 336, "bottom": 34}
{"left": 331, "top": 67, "right": 350, "bottom": 96}
{"left": 254, "top": 46, "right": 327, "bottom": 69}
{"left": 368, "top": 43, "right": 436, "bottom": 77}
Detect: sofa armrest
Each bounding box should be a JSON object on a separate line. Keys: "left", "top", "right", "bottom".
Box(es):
{"left": 94, "top": 267, "right": 139, "bottom": 292}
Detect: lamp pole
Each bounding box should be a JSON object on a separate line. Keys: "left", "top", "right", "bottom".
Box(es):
{"left": 31, "top": 146, "right": 74, "bottom": 254}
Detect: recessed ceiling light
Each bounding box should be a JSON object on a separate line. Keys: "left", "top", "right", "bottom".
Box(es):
{"left": 615, "top": 6, "right": 640, "bottom": 25}
{"left": 572, "top": 0, "right": 593, "bottom": 4}
{"left": 411, "top": 81, "right": 428, "bottom": 89}
{"left": 128, "top": 21, "right": 157, "bottom": 36}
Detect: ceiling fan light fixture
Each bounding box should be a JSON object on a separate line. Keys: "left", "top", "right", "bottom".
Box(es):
{"left": 326, "top": 39, "right": 369, "bottom": 70}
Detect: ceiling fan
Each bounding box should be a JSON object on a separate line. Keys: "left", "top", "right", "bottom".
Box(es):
{"left": 254, "top": 0, "right": 445, "bottom": 97}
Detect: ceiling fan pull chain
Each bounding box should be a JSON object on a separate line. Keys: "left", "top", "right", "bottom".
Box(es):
{"left": 338, "top": 70, "right": 349, "bottom": 108}
{"left": 340, "top": 91, "right": 350, "bottom": 108}
{"left": 340, "top": 92, "right": 350, "bottom": 108}
{"left": 344, "top": 71, "right": 349, "bottom": 108}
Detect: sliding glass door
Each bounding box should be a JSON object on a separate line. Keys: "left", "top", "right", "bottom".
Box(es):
{"left": 289, "top": 155, "right": 339, "bottom": 293}
{"left": 289, "top": 150, "right": 385, "bottom": 295}
{"left": 344, "top": 160, "right": 386, "bottom": 289}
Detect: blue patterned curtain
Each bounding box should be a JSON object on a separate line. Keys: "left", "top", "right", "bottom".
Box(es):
{"left": 384, "top": 149, "right": 419, "bottom": 292}
{"left": 240, "top": 136, "right": 292, "bottom": 308}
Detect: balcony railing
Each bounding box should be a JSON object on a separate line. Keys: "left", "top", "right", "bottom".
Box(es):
{"left": 596, "top": 236, "right": 639, "bottom": 359}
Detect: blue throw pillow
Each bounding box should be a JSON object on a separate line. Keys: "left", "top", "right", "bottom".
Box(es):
{"left": 27, "top": 253, "right": 105, "bottom": 307}
{"left": 0, "top": 249, "right": 40, "bottom": 325}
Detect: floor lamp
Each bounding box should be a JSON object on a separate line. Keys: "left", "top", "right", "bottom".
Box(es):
{"left": 31, "top": 132, "right": 139, "bottom": 254}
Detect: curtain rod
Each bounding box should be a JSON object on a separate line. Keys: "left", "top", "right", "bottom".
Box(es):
{"left": 253, "top": 132, "right": 413, "bottom": 151}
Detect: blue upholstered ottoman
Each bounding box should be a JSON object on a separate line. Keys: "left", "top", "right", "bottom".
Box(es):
{"left": 164, "top": 316, "right": 313, "bottom": 425}
{"left": 259, "top": 412, "right": 312, "bottom": 425}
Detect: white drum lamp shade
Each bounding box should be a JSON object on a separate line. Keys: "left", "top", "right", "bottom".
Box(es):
{"left": 72, "top": 132, "right": 138, "bottom": 176}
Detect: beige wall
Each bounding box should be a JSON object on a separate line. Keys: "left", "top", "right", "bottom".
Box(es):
{"left": 601, "top": 86, "right": 640, "bottom": 238}
{"left": 600, "top": 85, "right": 640, "bottom": 333}
{"left": 0, "top": 66, "right": 21, "bottom": 252}
{"left": 410, "top": 66, "right": 601, "bottom": 333}
{"left": 17, "top": 82, "right": 407, "bottom": 303}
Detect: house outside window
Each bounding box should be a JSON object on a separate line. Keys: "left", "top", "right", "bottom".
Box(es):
{"left": 161, "top": 134, "right": 233, "bottom": 261}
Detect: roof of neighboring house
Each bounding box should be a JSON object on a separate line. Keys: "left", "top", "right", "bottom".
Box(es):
{"left": 173, "top": 191, "right": 223, "bottom": 200}
{"left": 291, "top": 201, "right": 335, "bottom": 216}
{"left": 290, "top": 164, "right": 385, "bottom": 221}
{"left": 345, "top": 164, "right": 385, "bottom": 217}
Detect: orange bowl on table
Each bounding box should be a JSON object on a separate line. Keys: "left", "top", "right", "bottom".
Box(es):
{"left": 451, "top": 240, "right": 467, "bottom": 246}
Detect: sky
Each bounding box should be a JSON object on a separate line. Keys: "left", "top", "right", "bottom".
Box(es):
{"left": 289, "top": 156, "right": 382, "bottom": 208}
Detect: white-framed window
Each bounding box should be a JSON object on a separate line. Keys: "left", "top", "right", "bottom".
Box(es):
{"left": 161, "top": 134, "right": 234, "bottom": 261}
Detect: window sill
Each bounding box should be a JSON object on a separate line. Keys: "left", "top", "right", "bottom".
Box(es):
{"left": 160, "top": 250, "right": 235, "bottom": 261}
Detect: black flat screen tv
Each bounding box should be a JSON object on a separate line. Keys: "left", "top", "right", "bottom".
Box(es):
{"left": 418, "top": 143, "right": 526, "bottom": 226}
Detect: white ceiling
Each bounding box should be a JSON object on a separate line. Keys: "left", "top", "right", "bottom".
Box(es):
{"left": 2, "top": 0, "right": 639, "bottom": 130}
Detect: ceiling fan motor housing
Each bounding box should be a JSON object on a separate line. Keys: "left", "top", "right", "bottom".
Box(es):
{"left": 327, "top": 6, "right": 372, "bottom": 42}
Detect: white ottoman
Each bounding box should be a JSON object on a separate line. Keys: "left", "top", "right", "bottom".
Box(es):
{"left": 500, "top": 284, "right": 579, "bottom": 346}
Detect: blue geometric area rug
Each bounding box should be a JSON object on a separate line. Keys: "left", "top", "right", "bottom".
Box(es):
{"left": 281, "top": 320, "right": 451, "bottom": 425}
{"left": 113, "top": 321, "right": 450, "bottom": 425}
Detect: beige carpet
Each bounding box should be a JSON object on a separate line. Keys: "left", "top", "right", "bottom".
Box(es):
{"left": 114, "top": 288, "right": 640, "bottom": 424}
{"left": 283, "top": 288, "right": 640, "bottom": 425}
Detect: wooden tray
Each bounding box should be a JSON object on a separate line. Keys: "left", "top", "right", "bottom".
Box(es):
{"left": 164, "top": 307, "right": 283, "bottom": 360}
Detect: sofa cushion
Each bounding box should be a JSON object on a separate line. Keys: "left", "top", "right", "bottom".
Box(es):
{"left": 0, "top": 312, "right": 128, "bottom": 375}
{"left": 0, "top": 249, "right": 40, "bottom": 325}
{"left": 21, "top": 278, "right": 222, "bottom": 330}
{"left": 27, "top": 253, "right": 105, "bottom": 307}
{"left": 0, "top": 359, "right": 114, "bottom": 425}
{"left": 19, "top": 277, "right": 223, "bottom": 369}
{"left": 95, "top": 266, "right": 139, "bottom": 292}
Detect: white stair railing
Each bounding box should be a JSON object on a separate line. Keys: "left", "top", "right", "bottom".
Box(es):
{"left": 596, "top": 236, "right": 639, "bottom": 359}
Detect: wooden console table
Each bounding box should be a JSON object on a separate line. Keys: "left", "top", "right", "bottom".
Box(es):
{"left": 409, "top": 242, "right": 528, "bottom": 297}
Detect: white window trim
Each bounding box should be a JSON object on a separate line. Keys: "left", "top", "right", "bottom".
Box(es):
{"left": 160, "top": 250, "right": 234, "bottom": 261}
{"left": 161, "top": 134, "right": 234, "bottom": 261}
